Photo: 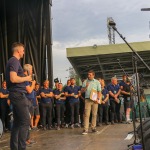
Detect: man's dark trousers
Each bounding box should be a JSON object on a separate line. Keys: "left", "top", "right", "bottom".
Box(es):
{"left": 9, "top": 92, "right": 30, "bottom": 150}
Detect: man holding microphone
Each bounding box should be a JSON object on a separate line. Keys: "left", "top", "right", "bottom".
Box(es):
{"left": 6, "top": 42, "right": 32, "bottom": 150}
{"left": 81, "top": 70, "right": 102, "bottom": 135}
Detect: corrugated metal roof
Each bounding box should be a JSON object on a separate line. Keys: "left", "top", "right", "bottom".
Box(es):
{"left": 66, "top": 41, "right": 150, "bottom": 85}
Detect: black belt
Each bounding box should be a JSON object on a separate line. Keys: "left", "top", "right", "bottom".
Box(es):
{"left": 42, "top": 102, "right": 51, "bottom": 104}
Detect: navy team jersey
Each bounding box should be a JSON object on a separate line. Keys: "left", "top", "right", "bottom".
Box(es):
{"left": 65, "top": 85, "right": 80, "bottom": 103}
{"left": 53, "top": 89, "right": 65, "bottom": 104}
{"left": 40, "top": 88, "right": 53, "bottom": 103}
{"left": 6, "top": 56, "right": 26, "bottom": 93}
{"left": 107, "top": 84, "right": 120, "bottom": 100}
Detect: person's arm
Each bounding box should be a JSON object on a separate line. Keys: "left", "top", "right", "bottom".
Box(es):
{"left": 59, "top": 93, "right": 66, "bottom": 101}
{"left": 40, "top": 92, "right": 46, "bottom": 98}
{"left": 0, "top": 93, "right": 9, "bottom": 98}
{"left": 65, "top": 91, "right": 74, "bottom": 97}
{"left": 26, "top": 80, "right": 36, "bottom": 93}
{"left": 115, "top": 89, "right": 121, "bottom": 98}
{"left": 121, "top": 90, "right": 130, "bottom": 95}
{"left": 109, "top": 91, "right": 115, "bottom": 98}
{"left": 54, "top": 94, "right": 61, "bottom": 99}
{"left": 103, "top": 94, "right": 109, "bottom": 104}
{"left": 7, "top": 99, "right": 10, "bottom": 106}
{"left": 80, "top": 95, "right": 85, "bottom": 101}
{"left": 81, "top": 81, "right": 89, "bottom": 93}
{"left": 45, "top": 92, "right": 53, "bottom": 98}
{"left": 36, "top": 95, "right": 41, "bottom": 99}
{"left": 10, "top": 71, "right": 32, "bottom": 83}
{"left": 36, "top": 98, "right": 38, "bottom": 105}
{"left": 78, "top": 91, "right": 81, "bottom": 97}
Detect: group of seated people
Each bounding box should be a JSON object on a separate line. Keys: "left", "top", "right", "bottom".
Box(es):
{"left": 0, "top": 67, "right": 132, "bottom": 133}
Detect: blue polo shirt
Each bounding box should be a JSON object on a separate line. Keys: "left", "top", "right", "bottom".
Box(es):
{"left": 40, "top": 88, "right": 53, "bottom": 103}
{"left": 102, "top": 87, "right": 109, "bottom": 105}
{"left": 107, "top": 83, "right": 120, "bottom": 101}
{"left": 6, "top": 56, "right": 26, "bottom": 93}
{"left": 34, "top": 89, "right": 40, "bottom": 97}
{"left": 0, "top": 88, "right": 9, "bottom": 104}
{"left": 65, "top": 85, "right": 80, "bottom": 103}
{"left": 25, "top": 81, "right": 35, "bottom": 101}
{"left": 53, "top": 89, "right": 65, "bottom": 104}
{"left": 119, "top": 80, "right": 126, "bottom": 87}
{"left": 64, "top": 86, "right": 70, "bottom": 103}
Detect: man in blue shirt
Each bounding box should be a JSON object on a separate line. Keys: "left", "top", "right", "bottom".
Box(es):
{"left": 107, "top": 77, "right": 121, "bottom": 125}
{"left": 119, "top": 75, "right": 127, "bottom": 89}
{"left": 81, "top": 70, "right": 102, "bottom": 135}
{"left": 0, "top": 81, "right": 9, "bottom": 132}
{"left": 97, "top": 79, "right": 109, "bottom": 126}
{"left": 40, "top": 80, "right": 53, "bottom": 130}
{"left": 64, "top": 79, "right": 71, "bottom": 127}
{"left": 65, "top": 78, "right": 81, "bottom": 129}
{"left": 53, "top": 83, "right": 66, "bottom": 130}
{"left": 6, "top": 42, "right": 32, "bottom": 150}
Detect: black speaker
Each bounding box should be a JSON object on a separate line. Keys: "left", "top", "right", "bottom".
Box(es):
{"left": 145, "top": 138, "right": 150, "bottom": 150}
{"left": 136, "top": 118, "right": 150, "bottom": 150}
{"left": 137, "top": 118, "right": 150, "bottom": 138}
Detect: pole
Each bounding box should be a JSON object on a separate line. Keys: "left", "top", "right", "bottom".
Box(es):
{"left": 46, "top": 45, "right": 48, "bottom": 80}
{"left": 108, "top": 22, "right": 148, "bottom": 150}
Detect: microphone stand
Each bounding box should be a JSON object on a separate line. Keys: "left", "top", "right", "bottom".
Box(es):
{"left": 110, "top": 24, "right": 150, "bottom": 150}
{"left": 117, "top": 59, "right": 139, "bottom": 147}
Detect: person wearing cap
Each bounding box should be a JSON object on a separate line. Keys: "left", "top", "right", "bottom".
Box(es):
{"left": 52, "top": 78, "right": 59, "bottom": 128}
{"left": 54, "top": 78, "right": 59, "bottom": 90}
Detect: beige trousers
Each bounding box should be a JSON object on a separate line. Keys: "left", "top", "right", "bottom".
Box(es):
{"left": 84, "top": 99, "right": 98, "bottom": 131}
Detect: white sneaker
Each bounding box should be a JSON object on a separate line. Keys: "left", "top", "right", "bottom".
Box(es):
{"left": 126, "top": 119, "right": 132, "bottom": 124}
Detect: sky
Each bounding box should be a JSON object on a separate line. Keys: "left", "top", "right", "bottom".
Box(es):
{"left": 51, "top": 0, "right": 150, "bottom": 84}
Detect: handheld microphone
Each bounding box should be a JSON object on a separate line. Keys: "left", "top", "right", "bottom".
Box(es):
{"left": 27, "top": 70, "right": 30, "bottom": 76}
{"left": 32, "top": 74, "right": 35, "bottom": 81}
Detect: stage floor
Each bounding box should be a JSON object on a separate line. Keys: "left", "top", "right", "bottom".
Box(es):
{"left": 0, "top": 123, "right": 134, "bottom": 150}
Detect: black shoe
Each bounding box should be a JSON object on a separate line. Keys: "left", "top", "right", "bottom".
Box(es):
{"left": 75, "top": 123, "right": 81, "bottom": 128}
{"left": 114, "top": 120, "right": 118, "bottom": 123}
{"left": 97, "top": 123, "right": 102, "bottom": 127}
{"left": 29, "top": 139, "right": 37, "bottom": 144}
{"left": 43, "top": 127, "right": 47, "bottom": 130}
{"left": 56, "top": 126, "right": 60, "bottom": 130}
{"left": 61, "top": 124, "right": 65, "bottom": 128}
{"left": 32, "top": 127, "right": 39, "bottom": 131}
{"left": 92, "top": 128, "right": 99, "bottom": 133}
{"left": 26, "top": 141, "right": 33, "bottom": 147}
{"left": 111, "top": 121, "right": 115, "bottom": 125}
{"left": 48, "top": 126, "right": 52, "bottom": 130}
{"left": 105, "top": 122, "right": 109, "bottom": 125}
{"left": 70, "top": 124, "right": 74, "bottom": 129}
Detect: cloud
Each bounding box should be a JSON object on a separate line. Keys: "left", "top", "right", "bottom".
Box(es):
{"left": 52, "top": 0, "right": 150, "bottom": 84}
